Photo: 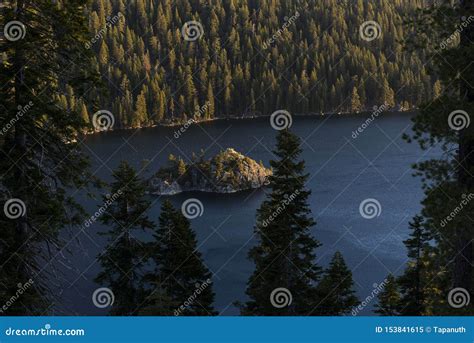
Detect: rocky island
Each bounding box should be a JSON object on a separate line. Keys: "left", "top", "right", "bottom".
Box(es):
{"left": 149, "top": 148, "right": 272, "bottom": 195}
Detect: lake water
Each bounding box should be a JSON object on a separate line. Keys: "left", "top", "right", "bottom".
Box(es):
{"left": 51, "top": 113, "right": 440, "bottom": 315}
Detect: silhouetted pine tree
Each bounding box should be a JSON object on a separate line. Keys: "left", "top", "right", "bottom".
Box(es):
{"left": 239, "top": 129, "right": 322, "bottom": 315}
{"left": 317, "top": 251, "right": 359, "bottom": 315}
{"left": 139, "top": 283, "right": 178, "bottom": 316}
{"left": 146, "top": 200, "right": 216, "bottom": 315}
{"left": 374, "top": 275, "right": 401, "bottom": 316}
{"left": 397, "top": 216, "right": 431, "bottom": 315}
{"left": 95, "top": 161, "right": 154, "bottom": 315}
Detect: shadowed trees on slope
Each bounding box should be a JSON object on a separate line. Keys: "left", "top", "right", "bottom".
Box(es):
{"left": 0, "top": 0, "right": 99, "bottom": 315}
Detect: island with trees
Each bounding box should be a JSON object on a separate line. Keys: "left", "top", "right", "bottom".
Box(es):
{"left": 149, "top": 148, "right": 272, "bottom": 195}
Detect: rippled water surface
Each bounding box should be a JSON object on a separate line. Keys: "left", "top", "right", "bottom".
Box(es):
{"left": 52, "top": 114, "right": 440, "bottom": 315}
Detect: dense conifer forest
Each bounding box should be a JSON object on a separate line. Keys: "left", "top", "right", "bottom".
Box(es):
{"left": 69, "top": 0, "right": 433, "bottom": 128}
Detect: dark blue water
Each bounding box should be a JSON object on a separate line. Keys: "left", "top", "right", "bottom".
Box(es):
{"left": 51, "top": 114, "right": 440, "bottom": 315}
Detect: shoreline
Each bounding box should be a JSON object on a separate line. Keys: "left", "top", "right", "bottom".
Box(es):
{"left": 83, "top": 109, "right": 416, "bottom": 136}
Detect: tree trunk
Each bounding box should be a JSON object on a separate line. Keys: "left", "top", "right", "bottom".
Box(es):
{"left": 12, "top": 0, "right": 29, "bottom": 269}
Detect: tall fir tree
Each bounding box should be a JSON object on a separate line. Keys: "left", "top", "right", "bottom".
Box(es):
{"left": 374, "top": 275, "right": 401, "bottom": 316}
{"left": 145, "top": 200, "right": 216, "bottom": 315}
{"left": 0, "top": 0, "right": 99, "bottom": 314}
{"left": 138, "top": 283, "right": 178, "bottom": 316}
{"left": 397, "top": 216, "right": 431, "bottom": 315}
{"left": 95, "top": 161, "right": 154, "bottom": 315}
{"left": 317, "top": 251, "right": 359, "bottom": 315}
{"left": 350, "top": 87, "right": 363, "bottom": 113}
{"left": 239, "top": 129, "right": 322, "bottom": 315}
{"left": 405, "top": 0, "right": 474, "bottom": 313}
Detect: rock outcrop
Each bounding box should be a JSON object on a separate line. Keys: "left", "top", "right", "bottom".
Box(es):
{"left": 149, "top": 148, "right": 272, "bottom": 195}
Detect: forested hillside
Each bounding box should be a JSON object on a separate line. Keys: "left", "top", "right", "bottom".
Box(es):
{"left": 67, "top": 0, "right": 434, "bottom": 129}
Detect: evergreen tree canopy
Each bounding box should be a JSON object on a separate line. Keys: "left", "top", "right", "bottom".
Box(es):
{"left": 146, "top": 200, "right": 216, "bottom": 315}
{"left": 317, "top": 251, "right": 359, "bottom": 315}
{"left": 240, "top": 129, "right": 322, "bottom": 315}
{"left": 405, "top": 0, "right": 474, "bottom": 313}
{"left": 95, "top": 161, "right": 155, "bottom": 315}
{"left": 69, "top": 0, "right": 434, "bottom": 128}
{"left": 374, "top": 274, "right": 401, "bottom": 316}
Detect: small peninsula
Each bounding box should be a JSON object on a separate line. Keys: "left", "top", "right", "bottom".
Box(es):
{"left": 149, "top": 149, "right": 272, "bottom": 195}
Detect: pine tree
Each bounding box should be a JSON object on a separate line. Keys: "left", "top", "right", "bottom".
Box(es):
{"left": 397, "top": 216, "right": 430, "bottom": 315}
{"left": 350, "top": 87, "right": 363, "bottom": 113}
{"left": 380, "top": 79, "right": 395, "bottom": 108}
{"left": 374, "top": 275, "right": 401, "bottom": 316}
{"left": 138, "top": 283, "right": 178, "bottom": 316}
{"left": 177, "top": 158, "right": 187, "bottom": 176}
{"left": 317, "top": 252, "right": 359, "bottom": 315}
{"left": 239, "top": 129, "right": 322, "bottom": 315}
{"left": 95, "top": 161, "right": 155, "bottom": 315}
{"left": 133, "top": 89, "right": 148, "bottom": 127}
{"left": 0, "top": 0, "right": 99, "bottom": 314}
{"left": 405, "top": 0, "right": 474, "bottom": 312}
{"left": 146, "top": 200, "right": 216, "bottom": 315}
